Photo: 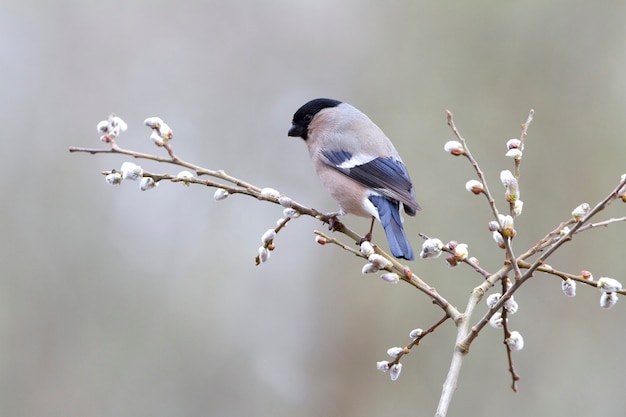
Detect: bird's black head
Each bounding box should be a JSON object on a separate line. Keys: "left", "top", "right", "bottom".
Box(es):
{"left": 288, "top": 98, "right": 342, "bottom": 140}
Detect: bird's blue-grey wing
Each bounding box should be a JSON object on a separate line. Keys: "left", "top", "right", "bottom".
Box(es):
{"left": 320, "top": 149, "right": 420, "bottom": 214}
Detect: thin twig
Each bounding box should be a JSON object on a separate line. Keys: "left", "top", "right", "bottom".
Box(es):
{"left": 418, "top": 232, "right": 492, "bottom": 279}
{"left": 447, "top": 111, "right": 522, "bottom": 279}
{"left": 446, "top": 111, "right": 501, "bottom": 224}
{"left": 499, "top": 276, "right": 521, "bottom": 392}
{"left": 575, "top": 216, "right": 626, "bottom": 233}
{"left": 436, "top": 112, "right": 623, "bottom": 416}
{"left": 71, "top": 145, "right": 262, "bottom": 192}
{"left": 517, "top": 261, "right": 626, "bottom": 295}
{"left": 503, "top": 237, "right": 523, "bottom": 281}
{"left": 518, "top": 110, "right": 534, "bottom": 151}
{"left": 314, "top": 231, "right": 462, "bottom": 321}
{"left": 503, "top": 328, "right": 521, "bottom": 392}
{"left": 465, "top": 175, "right": 626, "bottom": 347}
{"left": 313, "top": 230, "right": 365, "bottom": 258}
{"left": 388, "top": 315, "right": 450, "bottom": 366}
{"left": 514, "top": 109, "right": 534, "bottom": 180}
{"left": 255, "top": 217, "right": 293, "bottom": 265}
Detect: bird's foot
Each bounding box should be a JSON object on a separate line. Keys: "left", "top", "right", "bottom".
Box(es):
{"left": 359, "top": 232, "right": 373, "bottom": 244}
{"left": 325, "top": 211, "right": 343, "bottom": 231}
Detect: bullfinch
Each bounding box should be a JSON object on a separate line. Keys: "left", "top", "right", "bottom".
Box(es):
{"left": 288, "top": 98, "right": 420, "bottom": 260}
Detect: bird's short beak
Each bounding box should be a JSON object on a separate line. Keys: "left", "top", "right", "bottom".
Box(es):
{"left": 288, "top": 124, "right": 303, "bottom": 138}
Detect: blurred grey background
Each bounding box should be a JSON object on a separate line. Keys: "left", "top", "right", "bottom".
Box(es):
{"left": 2, "top": 1, "right": 626, "bottom": 416}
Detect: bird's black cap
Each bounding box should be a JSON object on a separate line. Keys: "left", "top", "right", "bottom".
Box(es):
{"left": 288, "top": 98, "right": 342, "bottom": 140}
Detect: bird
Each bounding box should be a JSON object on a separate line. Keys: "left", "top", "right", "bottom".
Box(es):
{"left": 288, "top": 98, "right": 420, "bottom": 260}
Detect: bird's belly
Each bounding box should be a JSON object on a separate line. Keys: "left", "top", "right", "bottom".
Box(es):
{"left": 316, "top": 167, "right": 378, "bottom": 219}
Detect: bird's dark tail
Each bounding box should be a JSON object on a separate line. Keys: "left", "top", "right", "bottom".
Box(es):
{"left": 369, "top": 195, "right": 414, "bottom": 260}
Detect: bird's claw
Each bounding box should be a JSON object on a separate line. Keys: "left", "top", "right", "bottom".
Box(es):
{"left": 359, "top": 232, "right": 372, "bottom": 245}
{"left": 327, "top": 215, "right": 339, "bottom": 231}
{"left": 325, "top": 212, "right": 342, "bottom": 231}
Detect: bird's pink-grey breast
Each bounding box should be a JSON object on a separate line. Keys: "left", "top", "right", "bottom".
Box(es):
{"left": 288, "top": 98, "right": 420, "bottom": 260}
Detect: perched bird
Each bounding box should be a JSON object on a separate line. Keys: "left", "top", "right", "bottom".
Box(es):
{"left": 288, "top": 98, "right": 420, "bottom": 260}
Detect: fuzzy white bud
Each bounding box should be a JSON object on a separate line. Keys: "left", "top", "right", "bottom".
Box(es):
{"left": 111, "top": 116, "right": 127, "bottom": 132}
{"left": 500, "top": 170, "right": 515, "bottom": 187}
{"left": 260, "top": 188, "right": 280, "bottom": 198}
{"left": 97, "top": 116, "right": 127, "bottom": 141}
{"left": 144, "top": 117, "right": 164, "bottom": 129}
{"left": 504, "top": 297, "right": 519, "bottom": 314}
{"left": 150, "top": 130, "right": 166, "bottom": 146}
{"left": 278, "top": 196, "right": 293, "bottom": 207}
{"left": 360, "top": 241, "right": 375, "bottom": 257}
{"left": 513, "top": 200, "right": 524, "bottom": 216}
{"left": 562, "top": 278, "right": 576, "bottom": 297}
{"left": 444, "top": 140, "right": 464, "bottom": 156}
{"left": 506, "top": 331, "right": 524, "bottom": 351}
{"left": 505, "top": 149, "right": 523, "bottom": 159}
{"left": 158, "top": 122, "right": 173, "bottom": 140}
{"left": 368, "top": 254, "right": 392, "bottom": 270}
{"left": 213, "top": 188, "right": 229, "bottom": 201}
{"left": 139, "top": 177, "right": 157, "bottom": 191}
{"left": 387, "top": 347, "right": 404, "bottom": 358}
{"left": 258, "top": 246, "right": 270, "bottom": 263}
{"left": 597, "top": 277, "right": 622, "bottom": 293}
{"left": 420, "top": 238, "right": 443, "bottom": 259}
{"left": 488, "top": 220, "right": 500, "bottom": 232}
{"left": 500, "top": 215, "right": 516, "bottom": 238}
{"left": 176, "top": 171, "right": 193, "bottom": 180}
{"left": 488, "top": 312, "right": 505, "bottom": 328}
{"left": 109, "top": 126, "right": 121, "bottom": 139}
{"left": 105, "top": 172, "right": 122, "bottom": 185}
{"left": 261, "top": 229, "right": 276, "bottom": 244}
{"left": 454, "top": 243, "right": 469, "bottom": 261}
{"left": 504, "top": 178, "right": 520, "bottom": 203}
{"left": 176, "top": 171, "right": 193, "bottom": 186}
{"left": 361, "top": 263, "right": 379, "bottom": 274}
{"left": 380, "top": 272, "right": 400, "bottom": 284}
{"left": 500, "top": 215, "right": 514, "bottom": 228}
{"left": 409, "top": 328, "right": 423, "bottom": 339}
{"left": 376, "top": 361, "right": 390, "bottom": 372}
{"left": 492, "top": 231, "right": 505, "bottom": 249}
{"left": 120, "top": 162, "right": 143, "bottom": 181}
{"left": 389, "top": 363, "right": 402, "bottom": 381}
{"left": 96, "top": 120, "right": 109, "bottom": 133}
{"left": 506, "top": 138, "right": 522, "bottom": 150}
{"left": 282, "top": 208, "right": 300, "bottom": 218}
{"left": 486, "top": 293, "right": 501, "bottom": 309}
{"left": 571, "top": 203, "right": 590, "bottom": 220}
{"left": 600, "top": 292, "right": 619, "bottom": 309}
{"left": 465, "top": 179, "right": 484, "bottom": 194}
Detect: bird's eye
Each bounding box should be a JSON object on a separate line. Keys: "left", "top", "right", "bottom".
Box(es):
{"left": 303, "top": 114, "right": 313, "bottom": 123}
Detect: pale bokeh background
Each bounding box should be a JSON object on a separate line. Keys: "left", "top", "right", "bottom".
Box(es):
{"left": 2, "top": 1, "right": 626, "bottom": 416}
